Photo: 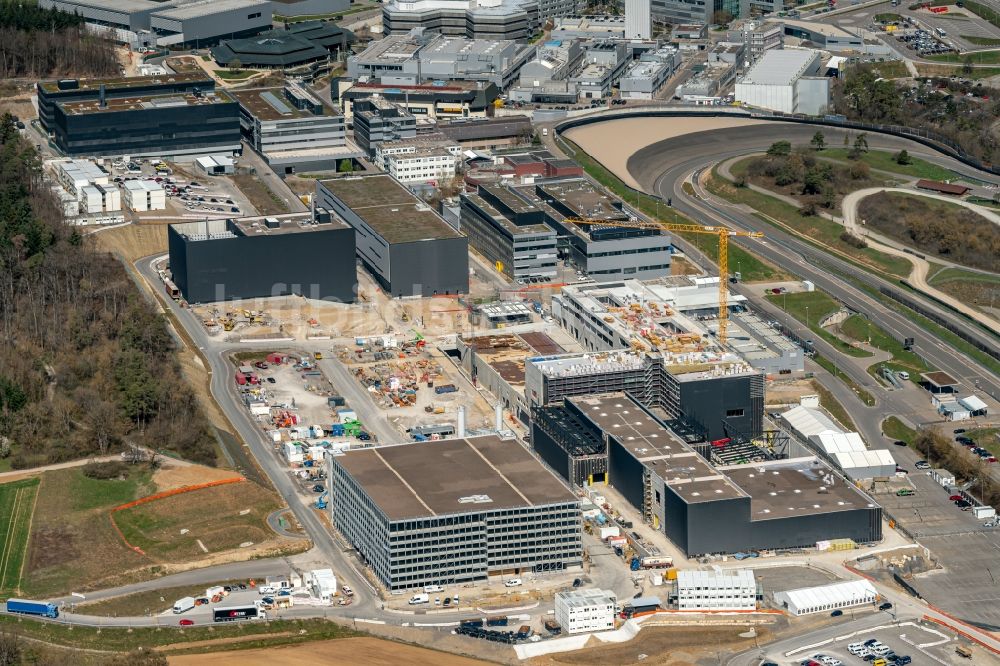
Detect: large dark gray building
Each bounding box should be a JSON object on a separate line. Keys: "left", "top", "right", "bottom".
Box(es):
{"left": 568, "top": 394, "right": 882, "bottom": 556}
{"left": 350, "top": 98, "right": 417, "bottom": 157}
{"left": 315, "top": 175, "right": 469, "bottom": 297}
{"left": 167, "top": 212, "right": 357, "bottom": 303}
{"left": 328, "top": 435, "right": 583, "bottom": 591}
{"left": 37, "top": 75, "right": 240, "bottom": 157}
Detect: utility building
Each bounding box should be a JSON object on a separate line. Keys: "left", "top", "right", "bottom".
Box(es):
{"left": 328, "top": 436, "right": 583, "bottom": 591}
{"left": 315, "top": 175, "right": 469, "bottom": 297}
{"left": 735, "top": 49, "right": 830, "bottom": 116}
{"left": 675, "top": 569, "right": 757, "bottom": 610}
{"left": 167, "top": 212, "right": 357, "bottom": 303}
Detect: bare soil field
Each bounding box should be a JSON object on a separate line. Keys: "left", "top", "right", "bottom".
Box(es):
{"left": 167, "top": 636, "right": 493, "bottom": 665}
{"left": 90, "top": 223, "right": 169, "bottom": 262}
{"left": 563, "top": 117, "right": 762, "bottom": 189}
{"left": 152, "top": 462, "right": 245, "bottom": 492}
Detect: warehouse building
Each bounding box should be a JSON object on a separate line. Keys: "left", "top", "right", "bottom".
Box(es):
{"left": 555, "top": 589, "right": 617, "bottom": 634}
{"left": 40, "top": 0, "right": 165, "bottom": 46}
{"left": 382, "top": 0, "right": 541, "bottom": 41}
{"left": 526, "top": 351, "right": 764, "bottom": 442}
{"left": 675, "top": 569, "right": 757, "bottom": 611}
{"left": 228, "top": 83, "right": 360, "bottom": 173}
{"left": 459, "top": 184, "right": 559, "bottom": 282}
{"left": 780, "top": 405, "right": 895, "bottom": 481}
{"left": 439, "top": 115, "right": 532, "bottom": 150}
{"left": 167, "top": 211, "right": 357, "bottom": 303}
{"left": 338, "top": 79, "right": 501, "bottom": 123}
{"left": 328, "top": 435, "right": 583, "bottom": 591}
{"left": 782, "top": 19, "right": 863, "bottom": 52}
{"left": 775, "top": 580, "right": 878, "bottom": 616}
{"left": 568, "top": 393, "right": 882, "bottom": 556}
{"left": 150, "top": 0, "right": 273, "bottom": 47}
{"left": 552, "top": 16, "right": 627, "bottom": 40}
{"left": 212, "top": 21, "right": 353, "bottom": 69}
{"left": 315, "top": 175, "right": 469, "bottom": 297}
{"left": 348, "top": 30, "right": 536, "bottom": 90}
{"left": 735, "top": 48, "right": 830, "bottom": 116}
{"left": 38, "top": 75, "right": 240, "bottom": 157}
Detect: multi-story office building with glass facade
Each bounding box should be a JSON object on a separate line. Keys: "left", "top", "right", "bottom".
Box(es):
{"left": 328, "top": 436, "right": 583, "bottom": 591}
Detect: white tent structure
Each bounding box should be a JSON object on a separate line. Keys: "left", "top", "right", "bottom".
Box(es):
{"left": 810, "top": 432, "right": 896, "bottom": 480}
{"left": 774, "top": 579, "right": 878, "bottom": 616}
{"left": 781, "top": 405, "right": 842, "bottom": 439}
{"left": 959, "top": 395, "right": 988, "bottom": 416}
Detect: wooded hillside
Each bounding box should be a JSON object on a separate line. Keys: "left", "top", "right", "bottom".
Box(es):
{"left": 0, "top": 114, "right": 217, "bottom": 468}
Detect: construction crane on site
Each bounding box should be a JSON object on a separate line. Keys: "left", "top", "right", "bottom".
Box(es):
{"left": 564, "top": 217, "right": 764, "bottom": 343}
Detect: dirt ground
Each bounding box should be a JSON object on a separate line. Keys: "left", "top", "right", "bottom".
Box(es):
{"left": 152, "top": 461, "right": 245, "bottom": 492}
{"left": 765, "top": 377, "right": 817, "bottom": 406}
{"left": 167, "top": 637, "right": 493, "bottom": 665}
{"left": 531, "top": 624, "right": 774, "bottom": 666}
{"left": 90, "top": 223, "right": 169, "bottom": 263}
{"left": 564, "top": 117, "right": 764, "bottom": 190}
{"left": 670, "top": 255, "right": 703, "bottom": 276}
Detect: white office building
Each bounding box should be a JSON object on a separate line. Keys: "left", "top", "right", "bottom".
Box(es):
{"left": 122, "top": 179, "right": 166, "bottom": 211}
{"left": 383, "top": 147, "right": 460, "bottom": 184}
{"left": 307, "top": 568, "right": 337, "bottom": 602}
{"left": 625, "top": 0, "right": 651, "bottom": 39}
{"left": 676, "top": 569, "right": 757, "bottom": 611}
{"left": 555, "top": 588, "right": 617, "bottom": 634}
{"left": 735, "top": 48, "right": 830, "bottom": 115}
{"left": 80, "top": 183, "right": 121, "bottom": 214}
{"left": 775, "top": 580, "right": 878, "bottom": 616}
{"left": 54, "top": 159, "right": 109, "bottom": 198}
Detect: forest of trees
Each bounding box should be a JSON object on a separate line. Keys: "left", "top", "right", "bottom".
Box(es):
{"left": 831, "top": 64, "right": 1000, "bottom": 164}
{"left": 0, "top": 114, "right": 217, "bottom": 468}
{"left": 0, "top": 0, "right": 119, "bottom": 79}
{"left": 858, "top": 191, "right": 1000, "bottom": 271}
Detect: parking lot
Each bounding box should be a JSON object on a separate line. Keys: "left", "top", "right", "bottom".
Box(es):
{"left": 790, "top": 621, "right": 975, "bottom": 666}
{"left": 108, "top": 157, "right": 254, "bottom": 218}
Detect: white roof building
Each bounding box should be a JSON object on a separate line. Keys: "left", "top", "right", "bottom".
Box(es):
{"left": 735, "top": 48, "right": 830, "bottom": 115}
{"left": 829, "top": 450, "right": 897, "bottom": 480}
{"left": 959, "top": 395, "right": 988, "bottom": 414}
{"left": 308, "top": 568, "right": 337, "bottom": 601}
{"left": 554, "top": 588, "right": 617, "bottom": 634}
{"left": 788, "top": 409, "right": 896, "bottom": 479}
{"left": 774, "top": 579, "right": 878, "bottom": 616}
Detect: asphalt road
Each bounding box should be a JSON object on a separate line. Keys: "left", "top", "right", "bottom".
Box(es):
{"left": 627, "top": 122, "right": 1000, "bottom": 406}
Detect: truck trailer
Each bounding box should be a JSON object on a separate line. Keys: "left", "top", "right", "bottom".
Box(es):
{"left": 5, "top": 599, "right": 59, "bottom": 618}
{"left": 213, "top": 605, "right": 266, "bottom": 623}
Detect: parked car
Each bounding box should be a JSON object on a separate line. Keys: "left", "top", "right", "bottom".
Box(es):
{"left": 879, "top": 602, "right": 893, "bottom": 611}
{"left": 915, "top": 461, "right": 930, "bottom": 469}
{"left": 504, "top": 578, "right": 522, "bottom": 587}
{"left": 954, "top": 428, "right": 966, "bottom": 434}
{"left": 831, "top": 609, "right": 843, "bottom": 617}
{"left": 892, "top": 440, "right": 907, "bottom": 447}
{"left": 312, "top": 484, "right": 325, "bottom": 493}
{"left": 949, "top": 495, "right": 964, "bottom": 501}
{"left": 179, "top": 618, "right": 195, "bottom": 626}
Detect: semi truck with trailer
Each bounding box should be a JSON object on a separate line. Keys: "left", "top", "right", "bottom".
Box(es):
{"left": 5, "top": 599, "right": 59, "bottom": 618}
{"left": 213, "top": 605, "right": 266, "bottom": 623}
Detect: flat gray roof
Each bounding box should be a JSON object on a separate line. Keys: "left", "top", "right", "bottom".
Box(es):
{"left": 152, "top": 0, "right": 269, "bottom": 20}
{"left": 721, "top": 458, "right": 877, "bottom": 520}
{"left": 570, "top": 393, "right": 746, "bottom": 503}
{"left": 334, "top": 435, "right": 578, "bottom": 521}
{"left": 319, "top": 175, "right": 461, "bottom": 244}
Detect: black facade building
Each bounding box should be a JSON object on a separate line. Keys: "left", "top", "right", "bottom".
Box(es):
{"left": 567, "top": 393, "right": 883, "bottom": 557}
{"left": 38, "top": 75, "right": 240, "bottom": 157}
{"left": 350, "top": 98, "right": 417, "bottom": 157}
{"left": 211, "top": 21, "right": 353, "bottom": 69}
{"left": 168, "top": 212, "right": 357, "bottom": 303}
{"left": 530, "top": 402, "right": 608, "bottom": 487}
{"left": 315, "top": 175, "right": 469, "bottom": 297}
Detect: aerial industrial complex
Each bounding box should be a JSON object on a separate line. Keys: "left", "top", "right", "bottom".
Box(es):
{"left": 13, "top": 0, "right": 1000, "bottom": 660}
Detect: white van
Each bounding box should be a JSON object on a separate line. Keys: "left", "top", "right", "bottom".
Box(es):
{"left": 504, "top": 578, "right": 522, "bottom": 588}
{"left": 172, "top": 597, "right": 195, "bottom": 614}
{"left": 897, "top": 371, "right": 910, "bottom": 381}
{"left": 424, "top": 585, "right": 444, "bottom": 594}
{"left": 408, "top": 593, "right": 429, "bottom": 605}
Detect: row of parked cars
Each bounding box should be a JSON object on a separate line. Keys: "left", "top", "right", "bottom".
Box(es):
{"left": 956, "top": 432, "right": 997, "bottom": 463}
{"left": 846, "top": 638, "right": 911, "bottom": 665}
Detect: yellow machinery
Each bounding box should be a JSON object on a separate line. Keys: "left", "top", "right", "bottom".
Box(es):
{"left": 565, "top": 217, "right": 764, "bottom": 343}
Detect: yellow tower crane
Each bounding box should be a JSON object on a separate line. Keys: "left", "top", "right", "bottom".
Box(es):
{"left": 565, "top": 217, "right": 764, "bottom": 343}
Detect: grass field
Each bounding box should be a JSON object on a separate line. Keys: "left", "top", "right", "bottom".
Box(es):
{"left": 915, "top": 63, "right": 1000, "bottom": 79}
{"left": 883, "top": 416, "right": 918, "bottom": 445}
{"left": 839, "top": 313, "right": 930, "bottom": 384}
{"left": 0, "top": 614, "right": 357, "bottom": 655}
{"left": 928, "top": 267, "right": 1000, "bottom": 317}
{"left": 114, "top": 480, "right": 281, "bottom": 561}
{"left": 562, "top": 138, "right": 791, "bottom": 283}
{"left": 765, "top": 291, "right": 873, "bottom": 358}
{"left": 818, "top": 148, "right": 958, "bottom": 181}
{"left": 813, "top": 353, "right": 877, "bottom": 407}
{"left": 962, "top": 35, "right": 1000, "bottom": 45}
{"left": 216, "top": 69, "right": 259, "bottom": 80}
{"left": 231, "top": 174, "right": 290, "bottom": 216}
{"left": 927, "top": 50, "right": 1000, "bottom": 64}
{"left": 0, "top": 478, "right": 39, "bottom": 595}
{"left": 707, "top": 170, "right": 914, "bottom": 278}
{"left": 22, "top": 467, "right": 282, "bottom": 598}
